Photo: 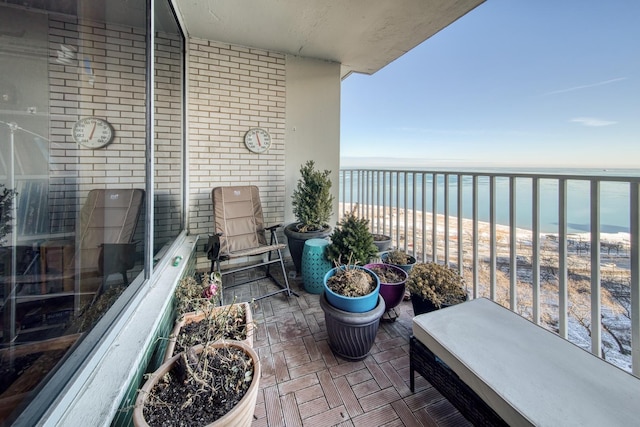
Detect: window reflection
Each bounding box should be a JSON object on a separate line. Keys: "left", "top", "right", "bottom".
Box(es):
{"left": 0, "top": 1, "right": 184, "bottom": 422}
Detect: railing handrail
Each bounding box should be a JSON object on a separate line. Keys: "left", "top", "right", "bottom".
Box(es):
{"left": 341, "top": 167, "right": 640, "bottom": 183}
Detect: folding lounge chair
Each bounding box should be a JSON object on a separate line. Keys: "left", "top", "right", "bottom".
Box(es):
{"left": 207, "top": 185, "right": 294, "bottom": 303}
{"left": 40, "top": 188, "right": 145, "bottom": 303}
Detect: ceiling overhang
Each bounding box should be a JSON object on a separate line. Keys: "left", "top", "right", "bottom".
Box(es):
{"left": 172, "top": 0, "right": 485, "bottom": 79}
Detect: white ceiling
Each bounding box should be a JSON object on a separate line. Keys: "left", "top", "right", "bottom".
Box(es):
{"left": 172, "top": 0, "right": 485, "bottom": 78}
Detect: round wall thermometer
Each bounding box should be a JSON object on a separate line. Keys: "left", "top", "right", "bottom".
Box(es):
{"left": 244, "top": 128, "right": 272, "bottom": 153}
{"left": 72, "top": 117, "right": 114, "bottom": 149}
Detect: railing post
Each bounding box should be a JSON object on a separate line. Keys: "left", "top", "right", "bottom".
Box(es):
{"left": 412, "top": 172, "right": 417, "bottom": 259}
{"left": 432, "top": 173, "right": 438, "bottom": 263}
{"left": 631, "top": 183, "right": 640, "bottom": 376}
{"left": 395, "top": 172, "right": 400, "bottom": 251}
{"left": 444, "top": 174, "right": 450, "bottom": 265}
{"left": 532, "top": 177, "right": 540, "bottom": 324}
{"left": 590, "top": 180, "right": 602, "bottom": 357}
{"left": 509, "top": 176, "right": 517, "bottom": 311}
{"left": 421, "top": 173, "right": 427, "bottom": 262}
{"left": 559, "top": 178, "right": 569, "bottom": 339}
{"left": 472, "top": 175, "right": 479, "bottom": 299}
{"left": 457, "top": 174, "right": 464, "bottom": 277}
{"left": 490, "top": 176, "right": 497, "bottom": 300}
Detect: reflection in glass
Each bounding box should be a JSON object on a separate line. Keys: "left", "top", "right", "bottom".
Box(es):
{"left": 0, "top": 1, "right": 183, "bottom": 422}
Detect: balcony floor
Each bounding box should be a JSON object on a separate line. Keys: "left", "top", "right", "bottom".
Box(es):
{"left": 220, "top": 264, "right": 469, "bottom": 427}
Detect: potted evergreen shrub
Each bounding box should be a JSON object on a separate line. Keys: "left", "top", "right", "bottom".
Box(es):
{"left": 325, "top": 211, "right": 378, "bottom": 267}
{"left": 284, "top": 160, "right": 334, "bottom": 273}
{"left": 320, "top": 212, "right": 385, "bottom": 360}
{"left": 407, "top": 262, "right": 468, "bottom": 315}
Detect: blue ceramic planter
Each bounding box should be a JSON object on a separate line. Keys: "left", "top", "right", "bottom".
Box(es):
{"left": 381, "top": 252, "right": 417, "bottom": 274}
{"left": 323, "top": 266, "right": 380, "bottom": 313}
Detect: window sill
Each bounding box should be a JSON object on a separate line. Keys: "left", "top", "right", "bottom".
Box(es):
{"left": 32, "top": 234, "right": 198, "bottom": 426}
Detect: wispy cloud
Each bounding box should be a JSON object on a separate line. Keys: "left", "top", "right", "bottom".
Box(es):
{"left": 542, "top": 77, "right": 627, "bottom": 96}
{"left": 570, "top": 117, "right": 617, "bottom": 127}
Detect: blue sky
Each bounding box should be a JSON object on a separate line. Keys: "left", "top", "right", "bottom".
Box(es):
{"left": 341, "top": 1, "right": 640, "bottom": 169}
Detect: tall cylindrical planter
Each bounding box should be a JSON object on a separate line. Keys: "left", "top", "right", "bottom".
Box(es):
{"left": 320, "top": 293, "right": 385, "bottom": 360}
{"left": 284, "top": 223, "right": 332, "bottom": 273}
{"left": 134, "top": 341, "right": 260, "bottom": 427}
{"left": 301, "top": 238, "right": 332, "bottom": 294}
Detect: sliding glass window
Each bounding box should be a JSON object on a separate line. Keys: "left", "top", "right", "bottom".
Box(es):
{"left": 0, "top": 0, "right": 184, "bottom": 423}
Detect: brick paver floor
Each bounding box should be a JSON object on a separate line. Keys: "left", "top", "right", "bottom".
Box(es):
{"left": 220, "top": 264, "right": 470, "bottom": 427}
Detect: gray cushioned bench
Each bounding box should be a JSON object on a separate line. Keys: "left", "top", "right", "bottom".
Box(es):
{"left": 410, "top": 298, "right": 640, "bottom": 426}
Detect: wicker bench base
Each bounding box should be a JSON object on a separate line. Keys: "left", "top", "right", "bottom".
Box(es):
{"left": 409, "top": 336, "right": 507, "bottom": 427}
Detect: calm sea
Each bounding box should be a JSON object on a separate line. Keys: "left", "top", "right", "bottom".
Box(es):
{"left": 340, "top": 167, "right": 640, "bottom": 234}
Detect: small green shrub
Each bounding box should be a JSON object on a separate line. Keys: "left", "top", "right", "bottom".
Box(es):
{"left": 291, "top": 160, "right": 333, "bottom": 232}
{"left": 325, "top": 212, "right": 378, "bottom": 266}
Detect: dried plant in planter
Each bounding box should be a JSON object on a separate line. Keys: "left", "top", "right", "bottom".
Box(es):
{"left": 384, "top": 250, "right": 413, "bottom": 266}
{"left": 407, "top": 262, "right": 467, "bottom": 308}
{"left": 141, "top": 343, "right": 256, "bottom": 425}
{"left": 174, "top": 272, "right": 221, "bottom": 316}
{"left": 326, "top": 265, "right": 375, "bottom": 297}
{"left": 166, "top": 273, "right": 255, "bottom": 361}
{"left": 173, "top": 303, "right": 252, "bottom": 355}
{"left": 367, "top": 265, "right": 405, "bottom": 284}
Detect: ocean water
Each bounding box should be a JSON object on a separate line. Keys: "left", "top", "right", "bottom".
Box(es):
{"left": 340, "top": 167, "right": 640, "bottom": 234}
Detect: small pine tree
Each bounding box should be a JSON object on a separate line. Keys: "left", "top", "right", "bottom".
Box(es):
{"left": 325, "top": 211, "right": 378, "bottom": 266}
{"left": 291, "top": 160, "right": 334, "bottom": 232}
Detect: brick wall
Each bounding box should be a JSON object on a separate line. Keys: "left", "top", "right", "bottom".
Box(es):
{"left": 187, "top": 39, "right": 287, "bottom": 240}
{"left": 48, "top": 16, "right": 146, "bottom": 233}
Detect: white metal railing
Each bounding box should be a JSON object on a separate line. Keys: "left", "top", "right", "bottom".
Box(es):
{"left": 340, "top": 168, "right": 640, "bottom": 376}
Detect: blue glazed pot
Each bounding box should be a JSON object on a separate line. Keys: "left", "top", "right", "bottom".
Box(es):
{"left": 381, "top": 252, "right": 417, "bottom": 274}
{"left": 323, "top": 266, "right": 380, "bottom": 313}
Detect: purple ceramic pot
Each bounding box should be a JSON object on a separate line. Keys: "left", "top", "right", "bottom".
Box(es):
{"left": 364, "top": 263, "right": 408, "bottom": 312}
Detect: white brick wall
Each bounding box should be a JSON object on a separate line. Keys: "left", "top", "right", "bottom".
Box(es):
{"left": 48, "top": 16, "right": 146, "bottom": 232}
{"left": 187, "top": 39, "right": 286, "bottom": 239}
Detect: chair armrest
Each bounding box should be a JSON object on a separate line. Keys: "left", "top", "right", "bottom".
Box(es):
{"left": 265, "top": 224, "right": 282, "bottom": 231}
{"left": 206, "top": 234, "right": 221, "bottom": 260}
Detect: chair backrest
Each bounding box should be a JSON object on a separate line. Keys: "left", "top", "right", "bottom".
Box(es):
{"left": 212, "top": 186, "right": 267, "bottom": 255}
{"left": 75, "top": 188, "right": 145, "bottom": 273}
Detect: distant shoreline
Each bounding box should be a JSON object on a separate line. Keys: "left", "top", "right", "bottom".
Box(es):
{"left": 340, "top": 158, "right": 640, "bottom": 176}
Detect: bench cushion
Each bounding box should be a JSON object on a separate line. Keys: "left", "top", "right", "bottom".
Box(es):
{"left": 412, "top": 298, "right": 640, "bottom": 426}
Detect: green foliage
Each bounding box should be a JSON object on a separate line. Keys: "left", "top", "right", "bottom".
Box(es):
{"left": 325, "top": 212, "right": 378, "bottom": 266}
{"left": 0, "top": 185, "right": 16, "bottom": 244}
{"left": 291, "top": 160, "right": 334, "bottom": 232}
{"left": 407, "top": 262, "right": 467, "bottom": 308}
